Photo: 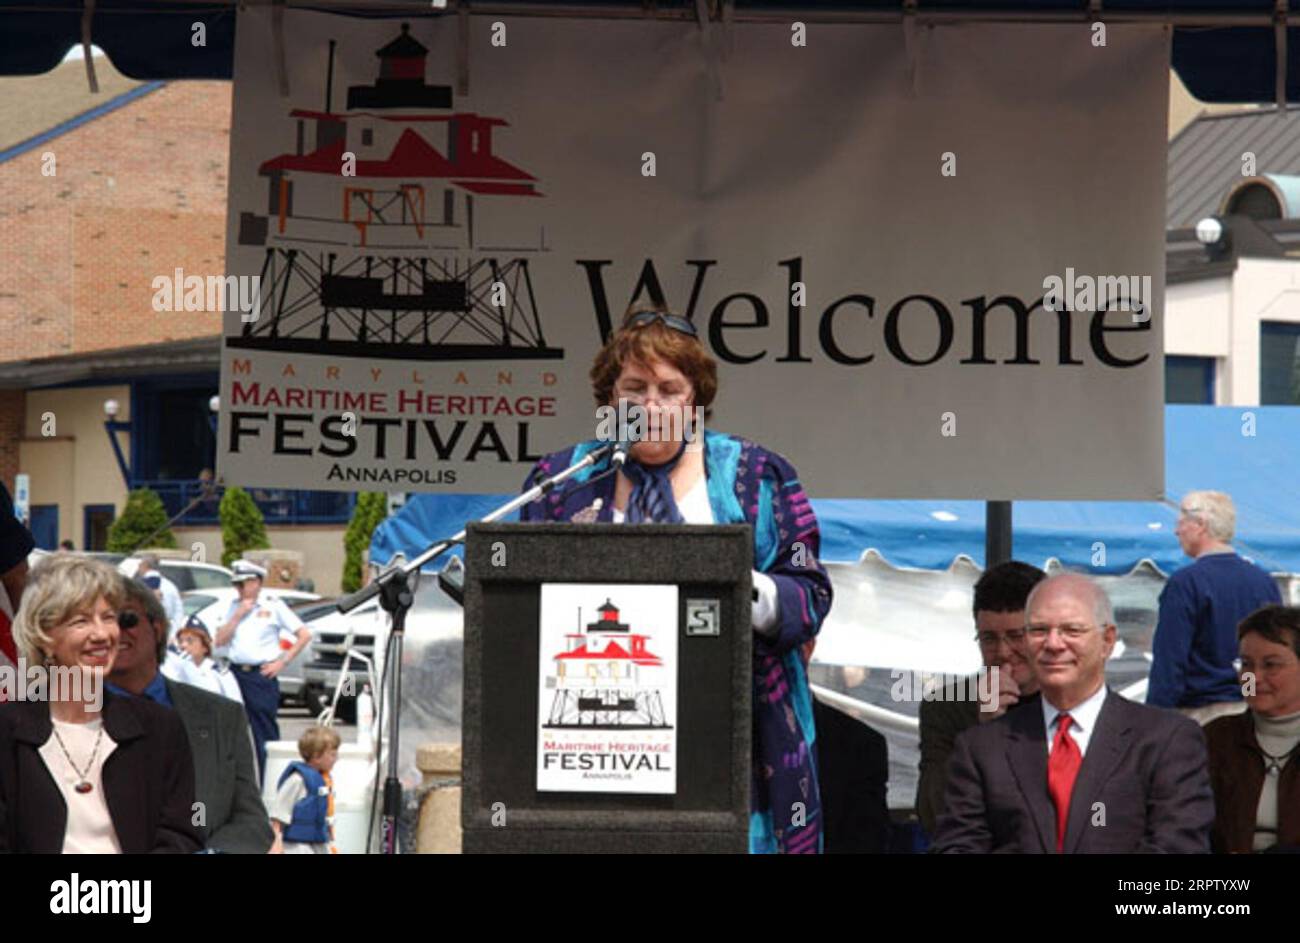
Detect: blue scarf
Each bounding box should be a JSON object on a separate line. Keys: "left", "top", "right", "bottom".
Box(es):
{"left": 622, "top": 440, "right": 688, "bottom": 524}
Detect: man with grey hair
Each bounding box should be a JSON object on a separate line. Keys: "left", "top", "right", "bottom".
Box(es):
{"left": 1148, "top": 491, "right": 1282, "bottom": 722}
{"left": 135, "top": 553, "right": 185, "bottom": 640}
{"left": 935, "top": 573, "right": 1213, "bottom": 853}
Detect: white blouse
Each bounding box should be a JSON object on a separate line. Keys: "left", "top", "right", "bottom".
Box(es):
{"left": 38, "top": 717, "right": 122, "bottom": 854}
{"left": 162, "top": 652, "right": 245, "bottom": 704}
{"left": 612, "top": 474, "right": 714, "bottom": 525}
{"left": 612, "top": 474, "right": 780, "bottom": 635}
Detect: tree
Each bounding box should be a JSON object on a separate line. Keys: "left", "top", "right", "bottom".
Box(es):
{"left": 341, "top": 492, "right": 388, "bottom": 593}
{"left": 106, "top": 488, "right": 178, "bottom": 554}
{"left": 219, "top": 486, "right": 270, "bottom": 567}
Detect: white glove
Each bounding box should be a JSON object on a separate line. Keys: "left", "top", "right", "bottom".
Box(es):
{"left": 751, "top": 570, "right": 780, "bottom": 637}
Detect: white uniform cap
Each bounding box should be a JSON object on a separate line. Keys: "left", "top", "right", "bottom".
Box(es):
{"left": 230, "top": 560, "right": 268, "bottom": 582}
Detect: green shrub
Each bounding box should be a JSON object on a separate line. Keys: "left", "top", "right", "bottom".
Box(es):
{"left": 219, "top": 486, "right": 270, "bottom": 567}
{"left": 341, "top": 492, "right": 388, "bottom": 593}
{"left": 106, "top": 488, "right": 178, "bottom": 554}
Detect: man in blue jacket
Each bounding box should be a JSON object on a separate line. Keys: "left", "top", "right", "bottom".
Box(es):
{"left": 1148, "top": 490, "right": 1282, "bottom": 723}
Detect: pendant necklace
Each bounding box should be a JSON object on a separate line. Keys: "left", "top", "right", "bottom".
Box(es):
{"left": 51, "top": 724, "right": 104, "bottom": 794}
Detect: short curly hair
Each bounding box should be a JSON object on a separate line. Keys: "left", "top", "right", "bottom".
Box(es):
{"left": 589, "top": 301, "right": 717, "bottom": 415}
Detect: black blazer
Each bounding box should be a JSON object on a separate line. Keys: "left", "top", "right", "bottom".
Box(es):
{"left": 934, "top": 689, "right": 1214, "bottom": 854}
{"left": 0, "top": 693, "right": 202, "bottom": 853}
{"left": 813, "top": 698, "right": 891, "bottom": 853}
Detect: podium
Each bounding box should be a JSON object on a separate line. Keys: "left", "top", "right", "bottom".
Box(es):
{"left": 461, "top": 522, "right": 752, "bottom": 854}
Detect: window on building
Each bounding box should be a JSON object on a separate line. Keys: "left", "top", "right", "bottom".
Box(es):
{"left": 1260, "top": 322, "right": 1300, "bottom": 405}
{"left": 134, "top": 379, "right": 218, "bottom": 481}
{"left": 1165, "top": 356, "right": 1214, "bottom": 404}
{"left": 83, "top": 504, "right": 115, "bottom": 552}
{"left": 361, "top": 127, "right": 374, "bottom": 146}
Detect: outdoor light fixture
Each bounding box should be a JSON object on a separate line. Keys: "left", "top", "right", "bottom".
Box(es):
{"left": 1194, "top": 216, "right": 1233, "bottom": 262}
{"left": 1195, "top": 216, "right": 1224, "bottom": 246}
{"left": 209, "top": 395, "right": 220, "bottom": 413}
{"left": 102, "top": 400, "right": 131, "bottom": 488}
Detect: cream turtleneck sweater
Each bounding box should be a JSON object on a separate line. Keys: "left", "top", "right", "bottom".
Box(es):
{"left": 1252, "top": 709, "right": 1300, "bottom": 851}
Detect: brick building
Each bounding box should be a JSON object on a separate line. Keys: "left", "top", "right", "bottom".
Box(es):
{"left": 0, "top": 56, "right": 349, "bottom": 591}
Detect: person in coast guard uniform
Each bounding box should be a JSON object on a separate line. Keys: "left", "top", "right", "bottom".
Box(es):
{"left": 214, "top": 560, "right": 311, "bottom": 780}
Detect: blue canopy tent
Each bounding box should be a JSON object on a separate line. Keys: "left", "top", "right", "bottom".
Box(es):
{"left": 371, "top": 405, "right": 1300, "bottom": 575}
{"left": 1, "top": 1, "right": 1300, "bottom": 106}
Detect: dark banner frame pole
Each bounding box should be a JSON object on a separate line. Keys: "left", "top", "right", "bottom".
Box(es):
{"left": 985, "top": 500, "right": 1012, "bottom": 568}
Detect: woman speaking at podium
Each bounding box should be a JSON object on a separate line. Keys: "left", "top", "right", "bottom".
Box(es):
{"left": 520, "top": 302, "right": 833, "bottom": 854}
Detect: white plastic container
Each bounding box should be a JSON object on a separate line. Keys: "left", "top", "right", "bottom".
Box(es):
{"left": 356, "top": 684, "right": 375, "bottom": 753}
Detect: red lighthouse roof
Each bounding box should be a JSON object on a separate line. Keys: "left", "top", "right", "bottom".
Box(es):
{"left": 555, "top": 637, "right": 663, "bottom": 667}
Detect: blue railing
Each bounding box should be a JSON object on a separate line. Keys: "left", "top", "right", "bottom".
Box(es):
{"left": 133, "top": 480, "right": 356, "bottom": 526}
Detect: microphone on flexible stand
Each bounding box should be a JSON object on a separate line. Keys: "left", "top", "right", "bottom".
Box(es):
{"left": 610, "top": 435, "right": 633, "bottom": 469}
{"left": 609, "top": 402, "right": 645, "bottom": 469}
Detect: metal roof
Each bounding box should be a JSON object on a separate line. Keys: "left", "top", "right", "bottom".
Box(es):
{"left": 1167, "top": 106, "right": 1300, "bottom": 228}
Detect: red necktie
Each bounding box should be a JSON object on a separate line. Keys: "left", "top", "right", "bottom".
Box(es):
{"left": 1047, "top": 712, "right": 1081, "bottom": 853}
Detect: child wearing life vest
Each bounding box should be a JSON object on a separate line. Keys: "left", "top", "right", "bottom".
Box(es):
{"left": 270, "top": 726, "right": 341, "bottom": 854}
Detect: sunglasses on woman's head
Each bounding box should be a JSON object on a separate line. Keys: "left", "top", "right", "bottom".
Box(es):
{"left": 626, "top": 310, "right": 698, "bottom": 337}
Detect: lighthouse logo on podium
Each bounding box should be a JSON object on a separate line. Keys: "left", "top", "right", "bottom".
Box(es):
{"left": 536, "top": 583, "right": 678, "bottom": 794}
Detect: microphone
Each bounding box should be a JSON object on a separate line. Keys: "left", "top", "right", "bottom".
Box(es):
{"left": 611, "top": 437, "right": 633, "bottom": 469}
{"left": 609, "top": 403, "right": 645, "bottom": 469}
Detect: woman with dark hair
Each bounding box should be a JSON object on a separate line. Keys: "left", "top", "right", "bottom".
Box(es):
{"left": 1205, "top": 605, "right": 1300, "bottom": 852}
{"left": 521, "top": 302, "right": 834, "bottom": 854}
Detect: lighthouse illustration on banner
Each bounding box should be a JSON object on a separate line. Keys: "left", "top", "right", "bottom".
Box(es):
{"left": 537, "top": 584, "right": 678, "bottom": 794}
{"left": 230, "top": 21, "right": 560, "bottom": 363}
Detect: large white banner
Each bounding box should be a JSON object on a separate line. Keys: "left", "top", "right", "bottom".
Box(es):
{"left": 219, "top": 12, "right": 1167, "bottom": 499}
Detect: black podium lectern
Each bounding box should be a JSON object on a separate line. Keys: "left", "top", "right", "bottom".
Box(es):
{"left": 461, "top": 523, "right": 752, "bottom": 854}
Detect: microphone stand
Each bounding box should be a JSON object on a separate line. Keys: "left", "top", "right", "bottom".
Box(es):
{"left": 334, "top": 442, "right": 616, "bottom": 853}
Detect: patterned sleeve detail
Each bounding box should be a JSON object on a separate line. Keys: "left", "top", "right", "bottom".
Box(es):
{"left": 750, "top": 446, "right": 833, "bottom": 658}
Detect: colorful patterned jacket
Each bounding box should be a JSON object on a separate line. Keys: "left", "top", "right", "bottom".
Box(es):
{"left": 520, "top": 429, "right": 833, "bottom": 853}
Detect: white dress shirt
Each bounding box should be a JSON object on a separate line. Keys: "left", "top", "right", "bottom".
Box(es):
{"left": 162, "top": 652, "right": 245, "bottom": 704}
{"left": 1042, "top": 683, "right": 1108, "bottom": 757}
{"left": 157, "top": 575, "right": 185, "bottom": 637}
{"left": 226, "top": 595, "right": 306, "bottom": 665}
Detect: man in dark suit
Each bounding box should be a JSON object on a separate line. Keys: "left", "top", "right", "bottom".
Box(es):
{"left": 813, "top": 696, "right": 890, "bottom": 853}
{"left": 109, "top": 578, "right": 273, "bottom": 853}
{"left": 934, "top": 573, "right": 1213, "bottom": 853}
{"left": 917, "top": 562, "right": 1046, "bottom": 836}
